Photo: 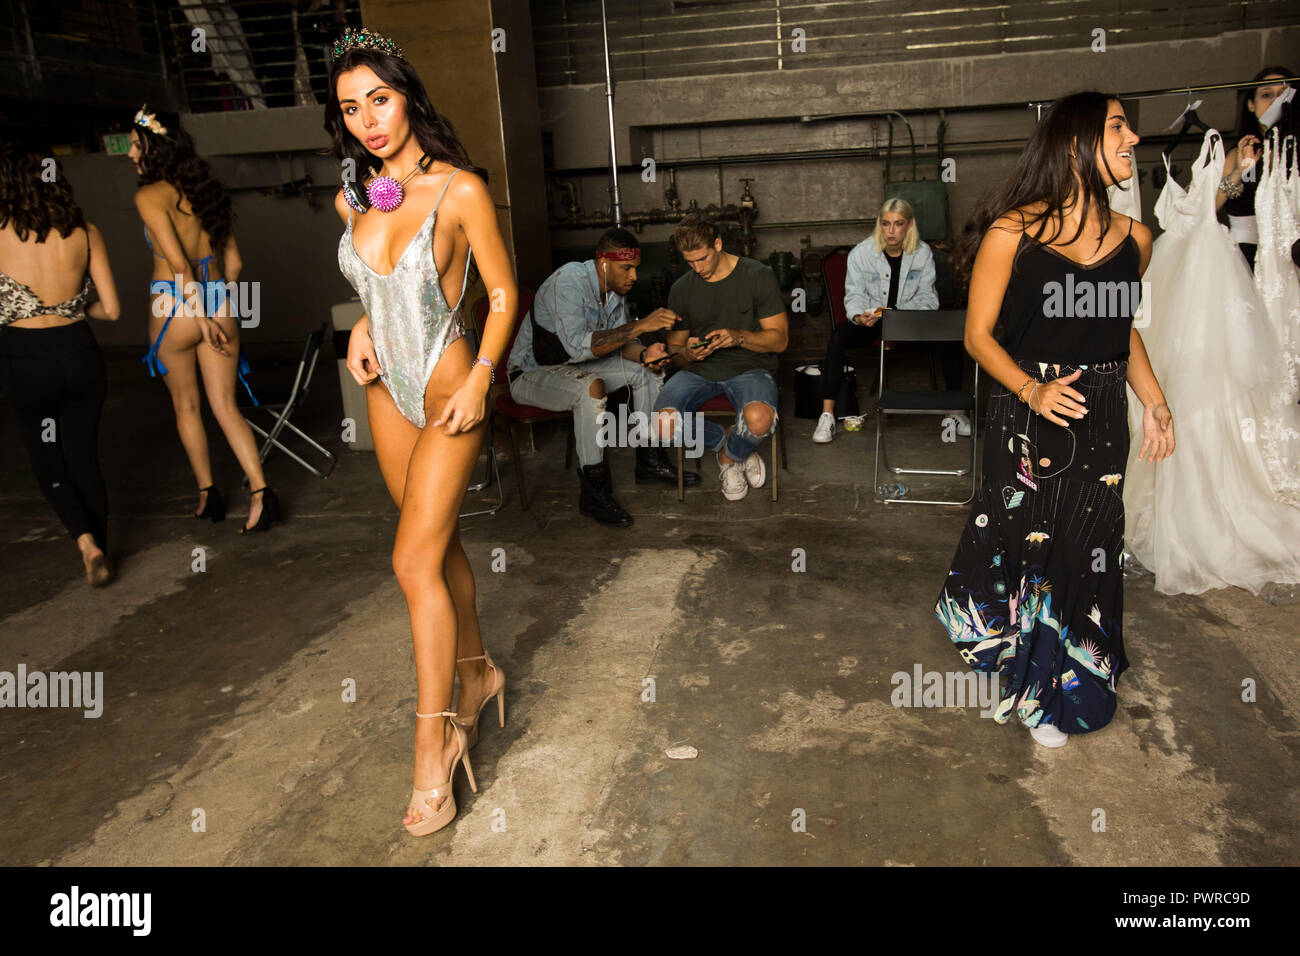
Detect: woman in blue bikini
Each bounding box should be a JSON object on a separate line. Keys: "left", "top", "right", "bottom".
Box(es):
{"left": 128, "top": 107, "right": 278, "bottom": 533}
{"left": 329, "top": 27, "right": 517, "bottom": 837}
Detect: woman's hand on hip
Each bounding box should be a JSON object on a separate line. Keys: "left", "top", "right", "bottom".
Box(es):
{"left": 346, "top": 319, "right": 381, "bottom": 385}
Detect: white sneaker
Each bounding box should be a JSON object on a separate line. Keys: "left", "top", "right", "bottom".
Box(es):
{"left": 812, "top": 412, "right": 836, "bottom": 443}
{"left": 954, "top": 412, "right": 972, "bottom": 437}
{"left": 741, "top": 450, "right": 766, "bottom": 489}
{"left": 718, "top": 455, "right": 749, "bottom": 501}
{"left": 1029, "top": 722, "right": 1069, "bottom": 748}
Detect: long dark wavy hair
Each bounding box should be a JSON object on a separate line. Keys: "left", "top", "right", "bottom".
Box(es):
{"left": 1235, "top": 66, "right": 1295, "bottom": 141}
{"left": 133, "top": 110, "right": 235, "bottom": 253}
{"left": 952, "top": 91, "right": 1124, "bottom": 285}
{"left": 324, "top": 44, "right": 487, "bottom": 206}
{"left": 0, "top": 143, "right": 87, "bottom": 242}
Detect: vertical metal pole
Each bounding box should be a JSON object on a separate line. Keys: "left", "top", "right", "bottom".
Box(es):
{"left": 18, "top": 0, "right": 43, "bottom": 85}
{"left": 152, "top": 0, "right": 168, "bottom": 83}
{"left": 600, "top": 0, "right": 623, "bottom": 226}
{"left": 776, "top": 0, "right": 783, "bottom": 71}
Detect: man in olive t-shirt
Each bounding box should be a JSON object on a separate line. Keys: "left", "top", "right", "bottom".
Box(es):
{"left": 655, "top": 215, "right": 789, "bottom": 501}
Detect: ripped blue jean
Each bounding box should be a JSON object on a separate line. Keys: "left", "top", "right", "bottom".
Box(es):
{"left": 654, "top": 367, "right": 778, "bottom": 463}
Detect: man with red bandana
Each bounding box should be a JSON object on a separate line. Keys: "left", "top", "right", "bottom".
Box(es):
{"left": 506, "top": 227, "right": 697, "bottom": 526}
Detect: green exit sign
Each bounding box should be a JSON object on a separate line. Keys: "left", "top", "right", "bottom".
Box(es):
{"left": 103, "top": 133, "right": 131, "bottom": 156}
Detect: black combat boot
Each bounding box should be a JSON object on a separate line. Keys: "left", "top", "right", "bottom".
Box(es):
{"left": 578, "top": 462, "right": 633, "bottom": 526}
{"left": 635, "top": 445, "right": 701, "bottom": 485}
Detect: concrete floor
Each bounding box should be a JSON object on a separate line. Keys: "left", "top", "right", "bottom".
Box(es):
{"left": 1, "top": 340, "right": 1297, "bottom": 866}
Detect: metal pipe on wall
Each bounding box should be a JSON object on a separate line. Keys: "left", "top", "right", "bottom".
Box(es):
{"left": 600, "top": 0, "right": 623, "bottom": 226}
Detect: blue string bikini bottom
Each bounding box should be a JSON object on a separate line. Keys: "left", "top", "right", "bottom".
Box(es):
{"left": 143, "top": 277, "right": 258, "bottom": 406}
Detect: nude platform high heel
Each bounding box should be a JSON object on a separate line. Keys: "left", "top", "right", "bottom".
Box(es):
{"left": 404, "top": 710, "right": 477, "bottom": 837}
{"left": 451, "top": 654, "right": 506, "bottom": 750}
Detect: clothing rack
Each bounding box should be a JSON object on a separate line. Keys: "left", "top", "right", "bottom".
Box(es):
{"left": 1027, "top": 75, "right": 1300, "bottom": 116}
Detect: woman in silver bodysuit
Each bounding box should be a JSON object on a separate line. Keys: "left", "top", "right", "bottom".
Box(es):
{"left": 326, "top": 28, "right": 518, "bottom": 837}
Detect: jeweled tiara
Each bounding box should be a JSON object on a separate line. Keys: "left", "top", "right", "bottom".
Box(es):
{"left": 134, "top": 105, "right": 168, "bottom": 136}
{"left": 330, "top": 27, "right": 405, "bottom": 65}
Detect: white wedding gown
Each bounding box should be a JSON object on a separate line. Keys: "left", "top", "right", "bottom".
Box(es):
{"left": 1124, "top": 129, "right": 1300, "bottom": 595}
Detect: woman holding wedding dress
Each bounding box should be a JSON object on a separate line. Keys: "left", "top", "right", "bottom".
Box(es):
{"left": 1124, "top": 126, "right": 1300, "bottom": 596}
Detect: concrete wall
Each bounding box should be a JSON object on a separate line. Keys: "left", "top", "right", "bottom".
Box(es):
{"left": 539, "top": 24, "right": 1300, "bottom": 261}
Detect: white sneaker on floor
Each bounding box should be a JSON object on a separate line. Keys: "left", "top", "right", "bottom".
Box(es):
{"left": 942, "top": 413, "right": 973, "bottom": 438}
{"left": 719, "top": 461, "right": 749, "bottom": 500}
{"left": 1029, "top": 722, "right": 1069, "bottom": 748}
{"left": 812, "top": 412, "right": 836, "bottom": 443}
{"left": 741, "top": 450, "right": 766, "bottom": 488}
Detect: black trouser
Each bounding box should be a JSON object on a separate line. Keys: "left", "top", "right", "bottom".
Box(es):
{"left": 820, "top": 320, "right": 963, "bottom": 402}
{"left": 0, "top": 322, "right": 109, "bottom": 550}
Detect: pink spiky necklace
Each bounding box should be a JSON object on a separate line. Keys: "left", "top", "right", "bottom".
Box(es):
{"left": 348, "top": 153, "right": 430, "bottom": 213}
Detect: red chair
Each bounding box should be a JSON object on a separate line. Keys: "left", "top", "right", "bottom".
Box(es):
{"left": 472, "top": 288, "right": 577, "bottom": 511}
{"left": 674, "top": 393, "right": 787, "bottom": 502}
{"left": 822, "top": 246, "right": 852, "bottom": 331}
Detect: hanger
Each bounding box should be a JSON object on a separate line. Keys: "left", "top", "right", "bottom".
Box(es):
{"left": 1162, "top": 90, "right": 1209, "bottom": 161}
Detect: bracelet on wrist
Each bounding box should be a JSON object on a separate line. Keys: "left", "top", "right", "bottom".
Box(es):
{"left": 1219, "top": 175, "right": 1245, "bottom": 199}
{"left": 474, "top": 355, "right": 494, "bottom": 383}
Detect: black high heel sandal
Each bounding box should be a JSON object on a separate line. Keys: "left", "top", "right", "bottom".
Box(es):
{"left": 196, "top": 485, "right": 226, "bottom": 522}
{"left": 239, "top": 487, "right": 280, "bottom": 534}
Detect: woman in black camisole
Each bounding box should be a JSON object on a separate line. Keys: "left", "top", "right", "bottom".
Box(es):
{"left": 934, "top": 92, "right": 1176, "bottom": 748}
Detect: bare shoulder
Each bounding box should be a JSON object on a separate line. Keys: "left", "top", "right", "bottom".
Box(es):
{"left": 446, "top": 167, "right": 492, "bottom": 212}
{"left": 333, "top": 187, "right": 350, "bottom": 225}
{"left": 1127, "top": 215, "right": 1153, "bottom": 252}
{"left": 134, "top": 179, "right": 170, "bottom": 210}
{"left": 984, "top": 207, "right": 1033, "bottom": 250}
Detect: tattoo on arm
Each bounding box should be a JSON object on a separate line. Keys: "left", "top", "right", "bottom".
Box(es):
{"left": 591, "top": 325, "right": 638, "bottom": 352}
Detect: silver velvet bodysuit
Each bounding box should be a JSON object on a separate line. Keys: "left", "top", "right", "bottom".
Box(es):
{"left": 338, "top": 168, "right": 473, "bottom": 427}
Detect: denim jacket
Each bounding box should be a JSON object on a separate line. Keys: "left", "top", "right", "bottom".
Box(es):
{"left": 507, "top": 260, "right": 628, "bottom": 373}
{"left": 843, "top": 239, "right": 938, "bottom": 317}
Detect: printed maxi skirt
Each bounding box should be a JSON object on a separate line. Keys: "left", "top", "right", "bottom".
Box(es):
{"left": 935, "top": 359, "right": 1131, "bottom": 733}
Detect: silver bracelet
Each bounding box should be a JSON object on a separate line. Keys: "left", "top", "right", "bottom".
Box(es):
{"left": 1218, "top": 175, "right": 1244, "bottom": 199}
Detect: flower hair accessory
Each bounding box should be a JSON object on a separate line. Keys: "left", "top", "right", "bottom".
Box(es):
{"left": 330, "top": 27, "right": 405, "bottom": 65}
{"left": 134, "top": 105, "right": 168, "bottom": 137}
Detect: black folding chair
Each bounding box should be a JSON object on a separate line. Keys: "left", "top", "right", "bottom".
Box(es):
{"left": 242, "top": 322, "right": 337, "bottom": 479}
{"left": 873, "top": 309, "right": 977, "bottom": 506}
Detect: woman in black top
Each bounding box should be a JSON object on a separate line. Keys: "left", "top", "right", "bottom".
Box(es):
{"left": 934, "top": 92, "right": 1175, "bottom": 748}
{"left": 1217, "top": 67, "right": 1295, "bottom": 271}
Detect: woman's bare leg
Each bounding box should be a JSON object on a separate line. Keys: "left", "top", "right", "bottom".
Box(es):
{"left": 367, "top": 337, "right": 491, "bottom": 826}
{"left": 195, "top": 314, "right": 268, "bottom": 528}
{"left": 152, "top": 303, "right": 213, "bottom": 514}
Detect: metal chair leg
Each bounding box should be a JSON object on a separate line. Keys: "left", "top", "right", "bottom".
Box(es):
{"left": 466, "top": 414, "right": 495, "bottom": 492}
{"left": 770, "top": 428, "right": 778, "bottom": 502}
{"left": 460, "top": 444, "right": 505, "bottom": 518}
{"left": 676, "top": 443, "right": 685, "bottom": 502}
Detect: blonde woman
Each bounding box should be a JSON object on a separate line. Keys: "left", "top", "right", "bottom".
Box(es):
{"left": 813, "top": 197, "right": 959, "bottom": 442}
